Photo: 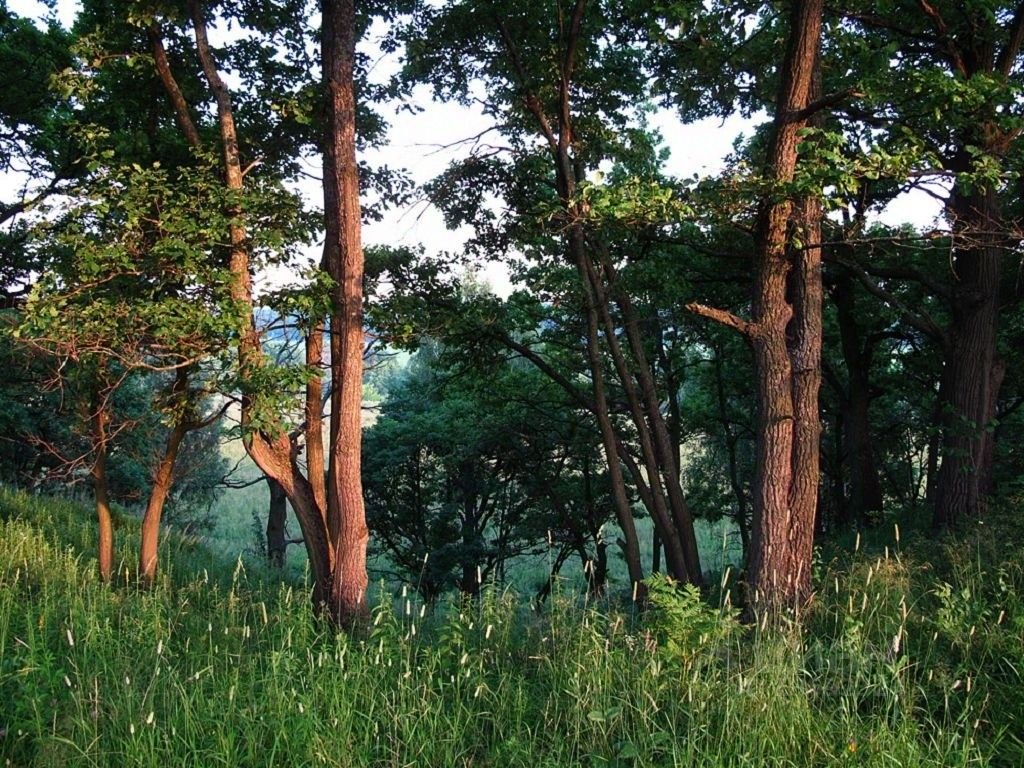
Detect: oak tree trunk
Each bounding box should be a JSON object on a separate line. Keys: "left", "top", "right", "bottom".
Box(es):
{"left": 745, "top": 0, "right": 823, "bottom": 618}
{"left": 934, "top": 183, "right": 1003, "bottom": 528}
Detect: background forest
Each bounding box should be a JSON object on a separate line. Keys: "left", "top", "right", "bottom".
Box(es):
{"left": 1, "top": 0, "right": 1023, "bottom": 765}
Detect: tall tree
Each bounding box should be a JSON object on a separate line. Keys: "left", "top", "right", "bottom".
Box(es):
{"left": 828, "top": 2, "right": 1024, "bottom": 527}
{"left": 321, "top": 0, "right": 370, "bottom": 623}
{"left": 402, "top": 0, "right": 711, "bottom": 593}
{"left": 689, "top": 0, "right": 824, "bottom": 615}
{"left": 143, "top": 0, "right": 387, "bottom": 623}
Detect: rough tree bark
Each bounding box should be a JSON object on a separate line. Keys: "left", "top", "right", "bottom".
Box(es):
{"left": 839, "top": 5, "right": 1020, "bottom": 528}
{"left": 934, "top": 183, "right": 1003, "bottom": 528}
{"left": 688, "top": 0, "right": 824, "bottom": 617}
{"left": 322, "top": 0, "right": 370, "bottom": 624}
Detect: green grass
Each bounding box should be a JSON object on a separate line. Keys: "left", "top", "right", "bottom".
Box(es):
{"left": 3, "top": 486, "right": 1021, "bottom": 766}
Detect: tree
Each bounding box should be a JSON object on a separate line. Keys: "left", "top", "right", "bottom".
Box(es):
{"left": 825, "top": 1, "right": 1024, "bottom": 526}
{"left": 321, "top": 0, "right": 370, "bottom": 622}
{"left": 688, "top": 0, "right": 824, "bottom": 615}
{"left": 138, "top": 0, "right": 407, "bottom": 623}
{"left": 364, "top": 341, "right": 617, "bottom": 602}
{"left": 402, "top": 0, "right": 714, "bottom": 594}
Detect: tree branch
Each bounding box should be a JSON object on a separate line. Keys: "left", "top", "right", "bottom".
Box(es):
{"left": 685, "top": 302, "right": 755, "bottom": 338}
{"left": 916, "top": 0, "right": 969, "bottom": 76}
{"left": 496, "top": 20, "right": 559, "bottom": 152}
{"left": 148, "top": 24, "right": 202, "bottom": 148}
{"left": 786, "top": 87, "right": 864, "bottom": 122}
{"left": 827, "top": 252, "right": 946, "bottom": 343}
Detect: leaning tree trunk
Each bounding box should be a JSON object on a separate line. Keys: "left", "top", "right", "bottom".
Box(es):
{"left": 138, "top": 367, "right": 191, "bottom": 582}
{"left": 322, "top": 0, "right": 369, "bottom": 625}
{"left": 91, "top": 397, "right": 114, "bottom": 583}
{"left": 184, "top": 0, "right": 334, "bottom": 606}
{"left": 138, "top": 420, "right": 187, "bottom": 582}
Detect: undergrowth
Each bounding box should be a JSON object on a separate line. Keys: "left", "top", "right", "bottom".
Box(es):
{"left": 1, "top": 487, "right": 1021, "bottom": 766}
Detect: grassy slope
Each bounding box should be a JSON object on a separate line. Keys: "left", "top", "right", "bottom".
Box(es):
{"left": 1, "top": 487, "right": 1022, "bottom": 767}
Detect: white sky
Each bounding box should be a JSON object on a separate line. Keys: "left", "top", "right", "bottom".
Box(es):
{"left": 8, "top": 0, "right": 943, "bottom": 300}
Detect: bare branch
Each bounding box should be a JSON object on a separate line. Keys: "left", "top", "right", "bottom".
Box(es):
{"left": 915, "top": 0, "right": 969, "bottom": 76}
{"left": 148, "top": 24, "right": 202, "bottom": 148}
{"left": 685, "top": 302, "right": 755, "bottom": 337}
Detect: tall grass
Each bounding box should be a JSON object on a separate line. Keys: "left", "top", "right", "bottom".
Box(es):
{"left": 1, "top": 487, "right": 1021, "bottom": 766}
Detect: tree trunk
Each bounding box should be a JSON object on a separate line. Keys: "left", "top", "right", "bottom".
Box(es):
{"left": 266, "top": 475, "right": 288, "bottom": 567}
{"left": 138, "top": 421, "right": 187, "bottom": 582}
{"left": 572, "top": 234, "right": 646, "bottom": 594}
{"left": 832, "top": 272, "right": 884, "bottom": 523}
{"left": 138, "top": 368, "right": 191, "bottom": 582}
{"left": 829, "top": 409, "right": 848, "bottom": 529}
{"left": 498, "top": 0, "right": 647, "bottom": 597}
{"left": 582, "top": 255, "right": 691, "bottom": 583}
{"left": 745, "top": 0, "right": 823, "bottom": 618}
{"left": 934, "top": 184, "right": 1003, "bottom": 528}
{"left": 535, "top": 544, "right": 573, "bottom": 604}
{"left": 91, "top": 399, "right": 113, "bottom": 583}
{"left": 605, "top": 263, "right": 702, "bottom": 584}
{"left": 713, "top": 348, "right": 750, "bottom": 555}
{"left": 322, "top": 0, "right": 369, "bottom": 625}
{"left": 185, "top": 0, "right": 334, "bottom": 607}
{"left": 925, "top": 370, "right": 947, "bottom": 505}
{"left": 977, "top": 358, "right": 1006, "bottom": 501}
{"left": 305, "top": 323, "right": 328, "bottom": 521}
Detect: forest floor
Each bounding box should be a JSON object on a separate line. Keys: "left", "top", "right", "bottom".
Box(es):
{"left": 1, "top": 486, "right": 1022, "bottom": 767}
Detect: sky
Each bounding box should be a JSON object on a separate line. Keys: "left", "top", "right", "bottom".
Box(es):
{"left": 8, "top": 0, "right": 944, "bottom": 299}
